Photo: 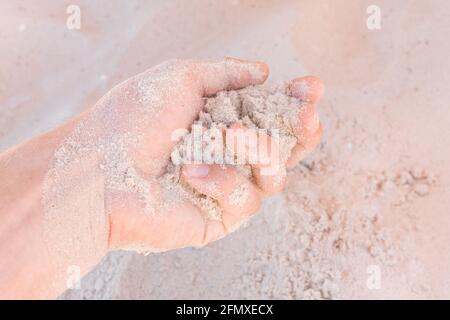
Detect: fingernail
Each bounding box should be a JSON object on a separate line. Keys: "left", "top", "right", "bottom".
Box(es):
{"left": 293, "top": 80, "right": 310, "bottom": 101}
{"left": 184, "top": 164, "right": 210, "bottom": 178}
{"left": 225, "top": 57, "right": 268, "bottom": 82}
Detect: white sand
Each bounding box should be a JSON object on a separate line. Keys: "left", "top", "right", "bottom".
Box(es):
{"left": 164, "top": 84, "right": 299, "bottom": 219}
{"left": 1, "top": 0, "right": 450, "bottom": 299}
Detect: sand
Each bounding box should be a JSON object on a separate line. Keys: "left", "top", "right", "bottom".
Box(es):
{"left": 42, "top": 81, "right": 301, "bottom": 231}
{"left": 163, "top": 84, "right": 300, "bottom": 219}
{"left": 1, "top": 0, "right": 450, "bottom": 299}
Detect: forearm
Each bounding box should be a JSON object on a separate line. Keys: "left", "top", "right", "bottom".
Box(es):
{"left": 0, "top": 115, "right": 108, "bottom": 299}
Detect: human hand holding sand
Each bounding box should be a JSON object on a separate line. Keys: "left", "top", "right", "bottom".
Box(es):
{"left": 103, "top": 58, "right": 323, "bottom": 252}
{"left": 0, "top": 58, "right": 323, "bottom": 298}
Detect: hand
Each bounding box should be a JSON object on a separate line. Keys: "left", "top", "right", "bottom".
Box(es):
{"left": 92, "top": 58, "right": 324, "bottom": 252}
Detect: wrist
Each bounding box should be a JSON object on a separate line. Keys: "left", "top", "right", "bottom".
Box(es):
{"left": 0, "top": 119, "right": 109, "bottom": 298}
{"left": 40, "top": 115, "right": 110, "bottom": 294}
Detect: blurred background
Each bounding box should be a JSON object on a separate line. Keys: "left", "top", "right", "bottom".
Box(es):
{"left": 1, "top": 0, "right": 449, "bottom": 299}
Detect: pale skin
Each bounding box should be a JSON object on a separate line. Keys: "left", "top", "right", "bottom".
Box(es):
{"left": 0, "top": 58, "right": 324, "bottom": 299}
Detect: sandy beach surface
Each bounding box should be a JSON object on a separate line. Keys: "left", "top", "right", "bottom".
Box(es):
{"left": 1, "top": 0, "right": 449, "bottom": 299}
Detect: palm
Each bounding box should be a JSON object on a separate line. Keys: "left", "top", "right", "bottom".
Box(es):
{"left": 100, "top": 58, "right": 323, "bottom": 253}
